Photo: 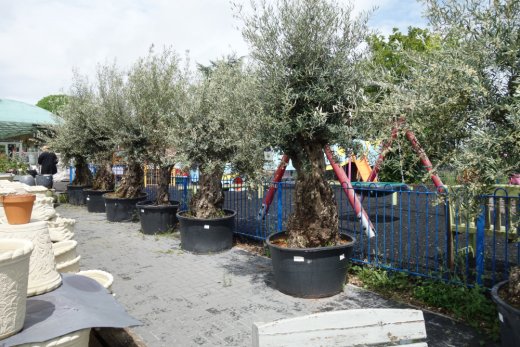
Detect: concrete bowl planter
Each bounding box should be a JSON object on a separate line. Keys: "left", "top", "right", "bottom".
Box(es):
{"left": 0, "top": 238, "right": 34, "bottom": 339}
{"left": 84, "top": 189, "right": 113, "bottom": 213}
{"left": 77, "top": 269, "right": 114, "bottom": 293}
{"left": 137, "top": 200, "right": 180, "bottom": 234}
{"left": 15, "top": 328, "right": 91, "bottom": 347}
{"left": 52, "top": 240, "right": 78, "bottom": 265}
{"left": 56, "top": 255, "right": 81, "bottom": 273}
{"left": 266, "top": 232, "right": 356, "bottom": 298}
{"left": 103, "top": 193, "right": 147, "bottom": 222}
{"left": 47, "top": 217, "right": 76, "bottom": 242}
{"left": 0, "top": 221, "right": 62, "bottom": 296}
{"left": 176, "top": 209, "right": 236, "bottom": 254}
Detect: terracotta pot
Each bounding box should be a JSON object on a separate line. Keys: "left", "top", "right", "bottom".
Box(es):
{"left": 0, "top": 221, "right": 62, "bottom": 296}
{"left": 0, "top": 238, "right": 34, "bottom": 339}
{"left": 1, "top": 194, "right": 36, "bottom": 224}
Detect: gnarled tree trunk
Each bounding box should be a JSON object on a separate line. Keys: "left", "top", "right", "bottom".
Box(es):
{"left": 115, "top": 161, "right": 143, "bottom": 198}
{"left": 189, "top": 165, "right": 224, "bottom": 219}
{"left": 92, "top": 161, "right": 115, "bottom": 191}
{"left": 156, "top": 165, "right": 173, "bottom": 205}
{"left": 72, "top": 156, "right": 92, "bottom": 187}
{"left": 287, "top": 143, "right": 339, "bottom": 248}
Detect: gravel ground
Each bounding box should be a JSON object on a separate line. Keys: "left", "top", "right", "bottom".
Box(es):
{"left": 56, "top": 203, "right": 494, "bottom": 347}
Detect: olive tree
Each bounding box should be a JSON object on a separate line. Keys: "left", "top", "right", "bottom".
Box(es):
{"left": 49, "top": 73, "right": 95, "bottom": 187}
{"left": 236, "top": 0, "right": 371, "bottom": 247}
{"left": 126, "top": 48, "right": 189, "bottom": 204}
{"left": 171, "top": 57, "right": 264, "bottom": 219}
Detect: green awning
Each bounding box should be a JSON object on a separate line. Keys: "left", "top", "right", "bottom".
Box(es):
{"left": 0, "top": 99, "right": 56, "bottom": 141}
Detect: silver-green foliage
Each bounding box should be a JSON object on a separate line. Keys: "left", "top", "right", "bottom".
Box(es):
{"left": 171, "top": 58, "right": 264, "bottom": 180}
{"left": 236, "top": 0, "right": 371, "bottom": 156}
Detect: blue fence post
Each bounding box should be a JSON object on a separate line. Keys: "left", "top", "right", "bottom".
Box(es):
{"left": 277, "top": 183, "right": 283, "bottom": 232}
{"left": 69, "top": 165, "right": 74, "bottom": 183}
{"left": 475, "top": 204, "right": 486, "bottom": 286}
{"left": 182, "top": 176, "right": 189, "bottom": 210}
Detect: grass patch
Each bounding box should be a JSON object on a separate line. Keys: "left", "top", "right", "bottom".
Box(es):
{"left": 349, "top": 265, "right": 499, "bottom": 342}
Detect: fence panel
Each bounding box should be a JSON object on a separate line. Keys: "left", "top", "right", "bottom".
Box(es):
{"left": 140, "top": 172, "right": 519, "bottom": 288}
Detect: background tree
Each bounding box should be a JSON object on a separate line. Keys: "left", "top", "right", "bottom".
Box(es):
{"left": 422, "top": 0, "right": 520, "bottom": 185}
{"left": 126, "top": 47, "right": 189, "bottom": 204}
{"left": 237, "top": 0, "right": 371, "bottom": 248}
{"left": 36, "top": 94, "right": 69, "bottom": 114}
{"left": 171, "top": 57, "right": 264, "bottom": 218}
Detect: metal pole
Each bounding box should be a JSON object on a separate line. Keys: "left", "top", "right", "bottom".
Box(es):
{"left": 404, "top": 129, "right": 444, "bottom": 190}
{"left": 324, "top": 145, "right": 375, "bottom": 238}
{"left": 257, "top": 154, "right": 289, "bottom": 220}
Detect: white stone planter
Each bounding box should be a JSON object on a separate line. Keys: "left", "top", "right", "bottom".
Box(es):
{"left": 0, "top": 238, "right": 33, "bottom": 339}
{"left": 32, "top": 197, "right": 57, "bottom": 221}
{"left": 0, "top": 221, "right": 62, "bottom": 296}
{"left": 56, "top": 255, "right": 81, "bottom": 273}
{"left": 52, "top": 240, "right": 78, "bottom": 265}
{"left": 47, "top": 217, "right": 76, "bottom": 242}
{"left": 77, "top": 270, "right": 114, "bottom": 293}
{"left": 16, "top": 328, "right": 91, "bottom": 347}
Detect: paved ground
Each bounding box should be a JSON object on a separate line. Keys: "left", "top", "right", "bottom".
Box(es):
{"left": 55, "top": 203, "right": 494, "bottom": 347}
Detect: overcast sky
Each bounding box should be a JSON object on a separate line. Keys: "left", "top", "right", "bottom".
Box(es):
{"left": 0, "top": 0, "right": 425, "bottom": 105}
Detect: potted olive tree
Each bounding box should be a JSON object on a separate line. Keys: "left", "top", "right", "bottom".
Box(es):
{"left": 96, "top": 62, "right": 148, "bottom": 222}
{"left": 127, "top": 48, "right": 189, "bottom": 234}
{"left": 172, "top": 57, "right": 263, "bottom": 253}
{"left": 236, "top": 0, "right": 369, "bottom": 297}
{"left": 49, "top": 74, "right": 95, "bottom": 205}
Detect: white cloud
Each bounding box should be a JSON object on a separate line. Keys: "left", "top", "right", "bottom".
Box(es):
{"left": 0, "top": 0, "right": 424, "bottom": 104}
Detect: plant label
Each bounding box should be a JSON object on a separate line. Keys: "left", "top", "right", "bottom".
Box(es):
{"left": 294, "top": 256, "right": 304, "bottom": 262}
{"left": 86, "top": 197, "right": 90, "bottom": 200}
{"left": 141, "top": 209, "right": 145, "bottom": 213}
{"left": 204, "top": 225, "right": 210, "bottom": 229}
{"left": 498, "top": 312, "right": 503, "bottom": 322}
{"left": 339, "top": 254, "right": 345, "bottom": 260}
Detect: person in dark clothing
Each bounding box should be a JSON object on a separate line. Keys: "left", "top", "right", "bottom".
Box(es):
{"left": 38, "top": 146, "right": 58, "bottom": 175}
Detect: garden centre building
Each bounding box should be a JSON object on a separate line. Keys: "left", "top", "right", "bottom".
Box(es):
{"left": 0, "top": 98, "right": 55, "bottom": 162}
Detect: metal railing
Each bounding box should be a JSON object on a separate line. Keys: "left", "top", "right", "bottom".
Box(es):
{"left": 144, "top": 178, "right": 519, "bottom": 288}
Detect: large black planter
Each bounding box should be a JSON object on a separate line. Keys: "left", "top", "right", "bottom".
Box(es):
{"left": 492, "top": 280, "right": 520, "bottom": 346}
{"left": 177, "top": 209, "right": 236, "bottom": 254}
{"left": 67, "top": 185, "right": 91, "bottom": 205}
{"left": 137, "top": 200, "right": 180, "bottom": 234}
{"left": 103, "top": 193, "right": 147, "bottom": 222}
{"left": 35, "top": 174, "right": 53, "bottom": 189}
{"left": 266, "top": 232, "right": 356, "bottom": 298}
{"left": 84, "top": 189, "right": 113, "bottom": 213}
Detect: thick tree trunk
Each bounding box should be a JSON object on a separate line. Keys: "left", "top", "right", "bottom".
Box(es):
{"left": 115, "top": 161, "right": 143, "bottom": 199}
{"left": 72, "top": 156, "right": 92, "bottom": 187}
{"left": 156, "top": 165, "right": 173, "bottom": 205}
{"left": 189, "top": 166, "right": 224, "bottom": 219}
{"left": 92, "top": 161, "right": 115, "bottom": 191}
{"left": 286, "top": 144, "right": 339, "bottom": 248}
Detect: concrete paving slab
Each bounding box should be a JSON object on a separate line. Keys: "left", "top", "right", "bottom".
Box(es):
{"left": 55, "top": 204, "right": 494, "bottom": 347}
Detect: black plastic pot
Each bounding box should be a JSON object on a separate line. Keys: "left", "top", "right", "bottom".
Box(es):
{"left": 16, "top": 175, "right": 35, "bottom": 186}
{"left": 67, "top": 185, "right": 91, "bottom": 205}
{"left": 491, "top": 280, "right": 520, "bottom": 346}
{"left": 84, "top": 189, "right": 113, "bottom": 213}
{"left": 137, "top": 200, "right": 180, "bottom": 234}
{"left": 177, "top": 209, "right": 236, "bottom": 254}
{"left": 103, "top": 193, "right": 147, "bottom": 222}
{"left": 266, "top": 232, "right": 356, "bottom": 298}
{"left": 35, "top": 174, "right": 53, "bottom": 189}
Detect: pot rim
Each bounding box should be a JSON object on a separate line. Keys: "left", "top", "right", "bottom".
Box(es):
{"left": 266, "top": 231, "right": 356, "bottom": 253}
{"left": 0, "top": 238, "right": 34, "bottom": 262}
{"left": 491, "top": 280, "right": 520, "bottom": 315}
{"left": 0, "top": 193, "right": 36, "bottom": 202}
{"left": 67, "top": 184, "right": 92, "bottom": 189}
{"left": 102, "top": 192, "right": 147, "bottom": 201}
{"left": 137, "top": 200, "right": 180, "bottom": 209}
{"left": 83, "top": 189, "right": 114, "bottom": 194}
{"left": 177, "top": 209, "right": 236, "bottom": 222}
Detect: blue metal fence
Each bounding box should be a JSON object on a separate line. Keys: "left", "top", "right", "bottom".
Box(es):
{"left": 143, "top": 178, "right": 519, "bottom": 288}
